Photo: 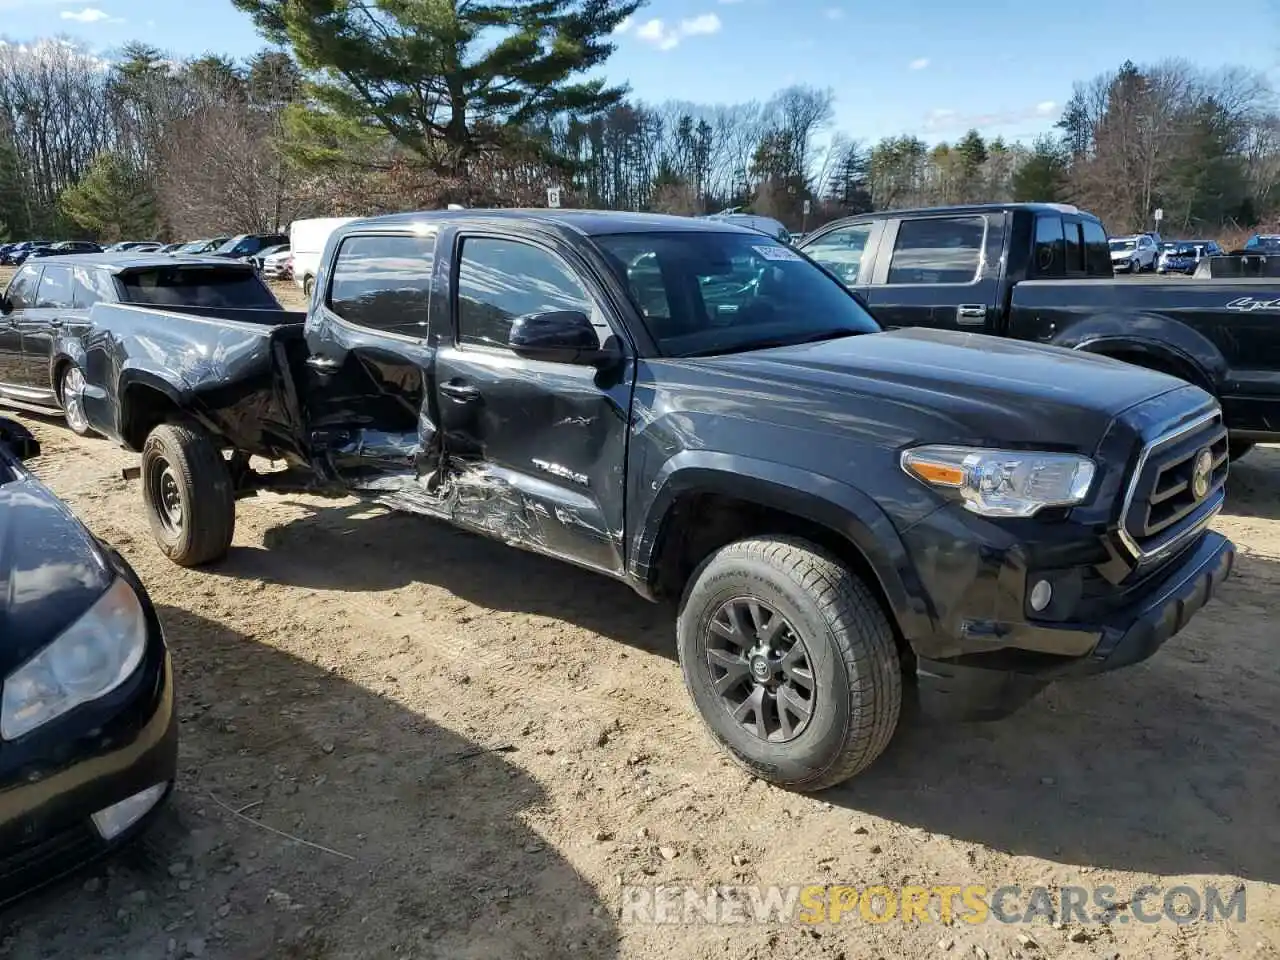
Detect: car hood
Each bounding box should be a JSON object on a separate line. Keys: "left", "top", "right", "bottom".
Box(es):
{"left": 0, "top": 465, "right": 112, "bottom": 671}
{"left": 697, "top": 327, "right": 1187, "bottom": 452}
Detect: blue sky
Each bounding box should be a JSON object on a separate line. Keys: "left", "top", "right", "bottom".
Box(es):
{"left": 7, "top": 0, "right": 1280, "bottom": 145}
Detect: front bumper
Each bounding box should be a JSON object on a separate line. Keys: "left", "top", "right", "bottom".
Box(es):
{"left": 0, "top": 626, "right": 177, "bottom": 906}
{"left": 906, "top": 521, "right": 1233, "bottom": 721}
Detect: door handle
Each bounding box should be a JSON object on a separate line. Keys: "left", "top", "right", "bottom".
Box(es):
{"left": 305, "top": 355, "right": 341, "bottom": 372}
{"left": 956, "top": 305, "right": 987, "bottom": 325}
{"left": 48, "top": 319, "right": 62, "bottom": 329}
{"left": 440, "top": 381, "right": 481, "bottom": 402}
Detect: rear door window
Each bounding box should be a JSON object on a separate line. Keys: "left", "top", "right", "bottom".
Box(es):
{"left": 327, "top": 233, "right": 436, "bottom": 337}
{"left": 35, "top": 265, "right": 73, "bottom": 308}
{"left": 1032, "top": 215, "right": 1065, "bottom": 277}
{"left": 886, "top": 216, "right": 985, "bottom": 284}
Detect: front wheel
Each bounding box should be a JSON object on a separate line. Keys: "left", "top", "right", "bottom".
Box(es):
{"left": 59, "top": 365, "right": 92, "bottom": 437}
{"left": 140, "top": 421, "right": 235, "bottom": 567}
{"left": 303, "top": 275, "right": 314, "bottom": 298}
{"left": 677, "top": 536, "right": 902, "bottom": 792}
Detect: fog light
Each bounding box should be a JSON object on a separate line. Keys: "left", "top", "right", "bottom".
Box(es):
{"left": 1029, "top": 580, "right": 1053, "bottom": 612}
{"left": 91, "top": 782, "right": 167, "bottom": 840}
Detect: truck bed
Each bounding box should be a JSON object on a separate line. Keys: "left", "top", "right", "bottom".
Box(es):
{"left": 1008, "top": 277, "right": 1280, "bottom": 439}
{"left": 81, "top": 302, "right": 310, "bottom": 459}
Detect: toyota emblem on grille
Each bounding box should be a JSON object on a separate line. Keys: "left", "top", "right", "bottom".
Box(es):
{"left": 1191, "top": 448, "right": 1213, "bottom": 500}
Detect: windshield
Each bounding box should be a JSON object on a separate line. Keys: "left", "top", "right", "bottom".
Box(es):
{"left": 119, "top": 266, "right": 280, "bottom": 308}
{"left": 594, "top": 230, "right": 880, "bottom": 358}
{"left": 1109, "top": 239, "right": 1137, "bottom": 252}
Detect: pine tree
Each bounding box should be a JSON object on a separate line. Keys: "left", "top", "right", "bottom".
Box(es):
{"left": 232, "top": 0, "right": 643, "bottom": 175}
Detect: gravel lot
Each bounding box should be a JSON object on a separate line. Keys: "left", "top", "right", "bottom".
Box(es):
{"left": 0, "top": 275, "right": 1275, "bottom": 959}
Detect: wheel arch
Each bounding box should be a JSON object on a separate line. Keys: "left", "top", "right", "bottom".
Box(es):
{"left": 631, "top": 453, "right": 935, "bottom": 645}
{"left": 1052, "top": 313, "right": 1226, "bottom": 392}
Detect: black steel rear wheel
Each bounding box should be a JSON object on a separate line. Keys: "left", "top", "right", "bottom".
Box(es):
{"left": 140, "top": 421, "right": 235, "bottom": 566}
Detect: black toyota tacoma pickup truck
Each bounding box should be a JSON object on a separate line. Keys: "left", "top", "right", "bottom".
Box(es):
{"left": 798, "top": 202, "right": 1280, "bottom": 459}
{"left": 71, "top": 210, "right": 1233, "bottom": 791}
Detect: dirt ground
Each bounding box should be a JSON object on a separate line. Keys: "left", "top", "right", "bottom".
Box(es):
{"left": 0, "top": 276, "right": 1276, "bottom": 959}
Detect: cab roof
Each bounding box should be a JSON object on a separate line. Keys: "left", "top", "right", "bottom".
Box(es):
{"left": 342, "top": 208, "right": 761, "bottom": 237}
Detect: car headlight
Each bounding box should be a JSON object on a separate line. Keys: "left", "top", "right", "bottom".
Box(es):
{"left": 2, "top": 578, "right": 147, "bottom": 740}
{"left": 901, "top": 445, "right": 1096, "bottom": 518}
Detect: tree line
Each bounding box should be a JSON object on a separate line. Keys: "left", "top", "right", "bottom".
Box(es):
{"left": 0, "top": 0, "right": 1277, "bottom": 243}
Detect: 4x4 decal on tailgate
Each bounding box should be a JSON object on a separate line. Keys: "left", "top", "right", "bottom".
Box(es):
{"left": 1225, "top": 296, "right": 1280, "bottom": 312}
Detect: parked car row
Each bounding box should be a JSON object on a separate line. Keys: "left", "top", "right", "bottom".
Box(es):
{"left": 0, "top": 200, "right": 1257, "bottom": 901}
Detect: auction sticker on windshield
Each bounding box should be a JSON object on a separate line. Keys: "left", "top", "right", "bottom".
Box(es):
{"left": 753, "top": 245, "right": 803, "bottom": 261}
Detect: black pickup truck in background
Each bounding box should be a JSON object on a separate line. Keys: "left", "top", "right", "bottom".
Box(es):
{"left": 0, "top": 254, "right": 292, "bottom": 436}
{"left": 67, "top": 210, "right": 1234, "bottom": 792}
{"left": 798, "top": 202, "right": 1280, "bottom": 460}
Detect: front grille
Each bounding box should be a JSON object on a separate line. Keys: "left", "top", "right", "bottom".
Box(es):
{"left": 1120, "top": 411, "right": 1228, "bottom": 560}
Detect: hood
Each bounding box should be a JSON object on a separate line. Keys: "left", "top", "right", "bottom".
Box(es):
{"left": 0, "top": 463, "right": 113, "bottom": 671}
{"left": 698, "top": 327, "right": 1186, "bottom": 452}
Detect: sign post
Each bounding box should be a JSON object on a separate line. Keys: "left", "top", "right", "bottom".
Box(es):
{"left": 547, "top": 185, "right": 561, "bottom": 209}
{"left": 802, "top": 198, "right": 811, "bottom": 233}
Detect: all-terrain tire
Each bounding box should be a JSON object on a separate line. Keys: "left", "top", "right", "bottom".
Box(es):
{"left": 677, "top": 536, "right": 902, "bottom": 792}
{"left": 140, "top": 421, "right": 235, "bottom": 567}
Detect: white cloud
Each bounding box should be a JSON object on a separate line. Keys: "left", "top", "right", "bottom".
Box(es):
{"left": 923, "top": 102, "right": 1062, "bottom": 133}
{"left": 681, "top": 13, "right": 722, "bottom": 35}
{"left": 909, "top": 57, "right": 930, "bottom": 70}
{"left": 613, "top": 15, "right": 633, "bottom": 34}
{"left": 61, "top": 6, "right": 106, "bottom": 20}
{"left": 825, "top": 7, "right": 844, "bottom": 19}
{"left": 632, "top": 12, "right": 722, "bottom": 50}
{"left": 60, "top": 5, "right": 124, "bottom": 22}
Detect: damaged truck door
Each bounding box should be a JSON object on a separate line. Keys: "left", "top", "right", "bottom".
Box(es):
{"left": 304, "top": 223, "right": 634, "bottom": 576}
{"left": 430, "top": 228, "right": 632, "bottom": 575}
{"left": 302, "top": 231, "right": 437, "bottom": 491}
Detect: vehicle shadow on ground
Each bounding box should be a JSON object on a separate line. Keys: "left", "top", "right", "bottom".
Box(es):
{"left": 0, "top": 607, "right": 620, "bottom": 960}
{"left": 215, "top": 500, "right": 678, "bottom": 659}
{"left": 210, "top": 500, "right": 1278, "bottom": 885}
{"left": 1223, "top": 446, "right": 1280, "bottom": 521}
{"left": 831, "top": 552, "right": 1280, "bottom": 885}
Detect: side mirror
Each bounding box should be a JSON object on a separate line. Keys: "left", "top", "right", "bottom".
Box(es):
{"left": 0, "top": 418, "right": 39, "bottom": 461}
{"left": 508, "top": 310, "right": 620, "bottom": 367}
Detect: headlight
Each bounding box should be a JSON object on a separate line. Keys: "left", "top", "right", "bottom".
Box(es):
{"left": 2, "top": 578, "right": 147, "bottom": 740}
{"left": 901, "top": 445, "right": 1096, "bottom": 518}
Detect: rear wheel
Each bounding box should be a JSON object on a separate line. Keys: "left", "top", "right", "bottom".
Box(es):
{"left": 303, "top": 275, "right": 314, "bottom": 298}
{"left": 59, "top": 365, "right": 92, "bottom": 437}
{"left": 140, "top": 421, "right": 235, "bottom": 567}
{"left": 677, "top": 536, "right": 902, "bottom": 792}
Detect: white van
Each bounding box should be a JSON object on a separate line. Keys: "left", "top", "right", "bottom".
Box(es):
{"left": 289, "top": 216, "right": 359, "bottom": 296}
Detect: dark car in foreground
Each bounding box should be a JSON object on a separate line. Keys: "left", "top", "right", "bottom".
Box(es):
{"left": 0, "top": 253, "right": 283, "bottom": 436}
{"left": 73, "top": 210, "right": 1232, "bottom": 792}
{"left": 0, "top": 416, "right": 176, "bottom": 903}
{"left": 798, "top": 202, "right": 1280, "bottom": 459}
